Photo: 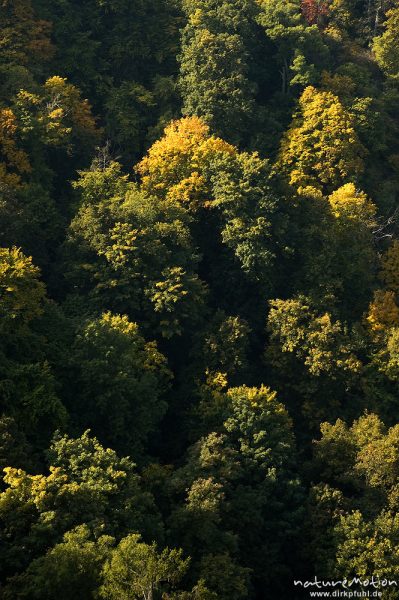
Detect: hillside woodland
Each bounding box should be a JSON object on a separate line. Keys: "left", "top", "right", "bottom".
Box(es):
{"left": 1, "top": 0, "right": 399, "bottom": 598}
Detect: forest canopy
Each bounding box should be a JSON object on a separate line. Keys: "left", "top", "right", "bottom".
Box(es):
{"left": 1, "top": 0, "right": 399, "bottom": 598}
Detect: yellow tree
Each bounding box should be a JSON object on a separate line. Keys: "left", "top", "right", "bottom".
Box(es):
{"left": 11, "top": 77, "right": 99, "bottom": 158}
{"left": 136, "top": 116, "right": 279, "bottom": 298}
{"left": 373, "top": 5, "right": 399, "bottom": 80}
{"left": 136, "top": 116, "right": 236, "bottom": 211}
{"left": 328, "top": 183, "right": 376, "bottom": 222}
{"left": 277, "top": 86, "right": 365, "bottom": 193}
{"left": 0, "top": 108, "right": 31, "bottom": 188}
{"left": 0, "top": 76, "right": 98, "bottom": 190}
{"left": 329, "top": 184, "right": 377, "bottom": 315}
{"left": 42, "top": 76, "right": 98, "bottom": 149}
{"left": 366, "top": 290, "right": 399, "bottom": 335}
{"left": 0, "top": 247, "right": 45, "bottom": 327}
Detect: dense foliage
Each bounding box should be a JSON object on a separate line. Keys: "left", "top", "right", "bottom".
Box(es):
{"left": 1, "top": 0, "right": 399, "bottom": 598}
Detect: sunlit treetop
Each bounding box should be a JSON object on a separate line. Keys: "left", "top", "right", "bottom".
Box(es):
{"left": 136, "top": 116, "right": 236, "bottom": 210}
{"left": 277, "top": 86, "right": 365, "bottom": 193}
{"left": 327, "top": 183, "right": 376, "bottom": 223}
{"left": 366, "top": 289, "right": 399, "bottom": 335}
{"left": 373, "top": 5, "right": 399, "bottom": 80}
{"left": 0, "top": 247, "right": 45, "bottom": 327}
{"left": 0, "top": 108, "right": 31, "bottom": 188}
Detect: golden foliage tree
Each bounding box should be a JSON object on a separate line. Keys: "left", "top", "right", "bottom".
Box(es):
{"left": 136, "top": 116, "right": 236, "bottom": 211}
{"left": 366, "top": 289, "right": 399, "bottom": 334}
{"left": 327, "top": 183, "right": 376, "bottom": 223}
{"left": 0, "top": 246, "right": 45, "bottom": 327}
{"left": 277, "top": 86, "right": 365, "bottom": 192}
{"left": 373, "top": 5, "right": 399, "bottom": 80}
{"left": 0, "top": 108, "right": 31, "bottom": 188}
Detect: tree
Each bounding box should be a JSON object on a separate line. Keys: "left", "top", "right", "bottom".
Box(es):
{"left": 105, "top": 81, "right": 158, "bottom": 162}
{"left": 307, "top": 413, "right": 399, "bottom": 584}
{"left": 40, "top": 76, "right": 99, "bottom": 153}
{"left": 301, "top": 0, "right": 330, "bottom": 26}
{"left": 194, "top": 310, "right": 251, "bottom": 381}
{"left": 198, "top": 553, "right": 250, "bottom": 600}
{"left": 335, "top": 510, "right": 399, "bottom": 584}
{"left": 178, "top": 0, "right": 260, "bottom": 144}
{"left": 67, "top": 312, "right": 171, "bottom": 455}
{"left": 0, "top": 73, "right": 99, "bottom": 271}
{"left": 366, "top": 290, "right": 399, "bottom": 335}
{"left": 0, "top": 0, "right": 53, "bottom": 101}
{"left": 257, "top": 0, "right": 328, "bottom": 94}
{"left": 0, "top": 182, "right": 61, "bottom": 269}
{"left": 2, "top": 525, "right": 113, "bottom": 600}
{"left": 373, "top": 5, "right": 399, "bottom": 80}
{"left": 380, "top": 240, "right": 399, "bottom": 294}
{"left": 267, "top": 296, "right": 362, "bottom": 377}
{"left": 99, "top": 534, "right": 189, "bottom": 600}
{"left": 277, "top": 86, "right": 365, "bottom": 193}
{"left": 0, "top": 430, "right": 162, "bottom": 584}
{"left": 0, "top": 247, "right": 45, "bottom": 328}
{"left": 168, "top": 385, "right": 303, "bottom": 594}
{"left": 32, "top": 0, "right": 182, "bottom": 163}
{"left": 65, "top": 160, "right": 206, "bottom": 338}
{"left": 2, "top": 0, "right": 399, "bottom": 596}
{"left": 284, "top": 184, "right": 377, "bottom": 320}
{"left": 266, "top": 295, "right": 363, "bottom": 425}
{"left": 327, "top": 183, "right": 377, "bottom": 315}
{"left": 137, "top": 117, "right": 279, "bottom": 303}
{"left": 0, "top": 415, "right": 36, "bottom": 473}
{"left": 147, "top": 266, "right": 207, "bottom": 338}
{"left": 0, "top": 359, "right": 67, "bottom": 449}
{"left": 136, "top": 117, "right": 235, "bottom": 211}
{"left": 0, "top": 248, "right": 66, "bottom": 447}
{"left": 0, "top": 108, "right": 31, "bottom": 189}
{"left": 12, "top": 76, "right": 99, "bottom": 160}
{"left": 179, "top": 30, "right": 255, "bottom": 144}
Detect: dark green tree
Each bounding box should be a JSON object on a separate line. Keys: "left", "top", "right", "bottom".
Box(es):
{"left": 66, "top": 312, "right": 171, "bottom": 456}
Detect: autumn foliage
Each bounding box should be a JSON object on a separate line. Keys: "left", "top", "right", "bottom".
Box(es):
{"left": 301, "top": 0, "right": 330, "bottom": 26}
{"left": 2, "top": 0, "right": 399, "bottom": 597}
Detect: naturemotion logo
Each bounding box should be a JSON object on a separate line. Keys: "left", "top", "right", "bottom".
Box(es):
{"left": 293, "top": 577, "right": 398, "bottom": 598}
